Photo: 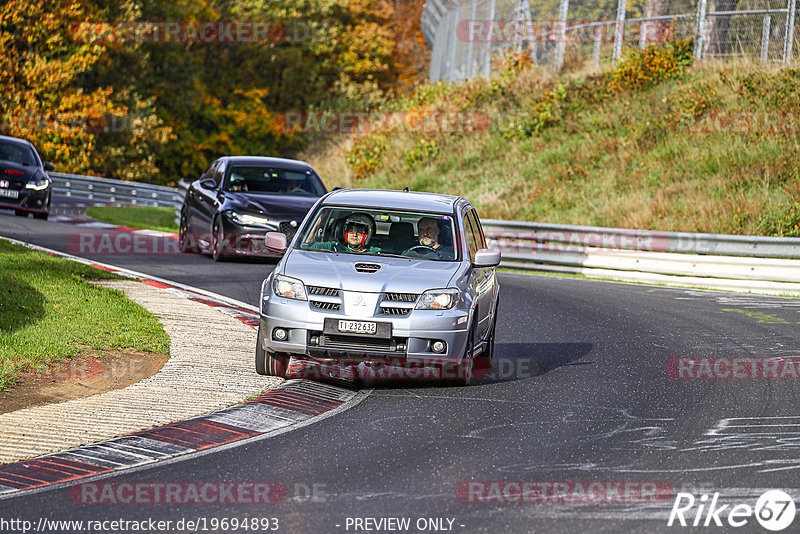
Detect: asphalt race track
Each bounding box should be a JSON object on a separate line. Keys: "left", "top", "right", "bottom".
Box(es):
{"left": 2, "top": 209, "right": 800, "bottom": 533}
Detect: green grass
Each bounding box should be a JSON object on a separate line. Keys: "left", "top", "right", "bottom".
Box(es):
{"left": 0, "top": 240, "right": 170, "bottom": 390}
{"left": 86, "top": 206, "right": 179, "bottom": 233}
{"left": 306, "top": 44, "right": 800, "bottom": 237}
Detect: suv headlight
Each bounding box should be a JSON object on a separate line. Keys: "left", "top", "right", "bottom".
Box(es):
{"left": 415, "top": 288, "right": 460, "bottom": 310}
{"left": 273, "top": 274, "right": 307, "bottom": 301}
{"left": 225, "top": 210, "right": 277, "bottom": 228}
{"left": 25, "top": 177, "right": 50, "bottom": 190}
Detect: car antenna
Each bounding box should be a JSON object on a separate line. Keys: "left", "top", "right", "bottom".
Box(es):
{"left": 403, "top": 187, "right": 409, "bottom": 192}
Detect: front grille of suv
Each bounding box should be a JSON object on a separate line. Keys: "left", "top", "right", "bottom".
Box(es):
{"left": 311, "top": 332, "right": 408, "bottom": 353}
{"left": 379, "top": 292, "right": 418, "bottom": 316}
{"left": 385, "top": 293, "right": 418, "bottom": 303}
{"left": 311, "top": 301, "right": 341, "bottom": 311}
{"left": 308, "top": 286, "right": 341, "bottom": 297}
{"left": 381, "top": 307, "right": 410, "bottom": 316}
{"left": 308, "top": 286, "right": 342, "bottom": 311}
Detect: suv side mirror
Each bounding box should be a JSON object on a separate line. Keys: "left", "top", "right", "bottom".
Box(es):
{"left": 473, "top": 248, "right": 501, "bottom": 268}
{"left": 199, "top": 178, "right": 217, "bottom": 189}
{"left": 43, "top": 162, "right": 55, "bottom": 172}
{"left": 265, "top": 232, "right": 287, "bottom": 253}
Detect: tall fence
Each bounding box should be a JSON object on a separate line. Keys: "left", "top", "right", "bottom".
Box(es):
{"left": 422, "top": 0, "right": 799, "bottom": 81}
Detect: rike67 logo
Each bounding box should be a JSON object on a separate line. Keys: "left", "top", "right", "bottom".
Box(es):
{"left": 668, "top": 490, "right": 796, "bottom": 531}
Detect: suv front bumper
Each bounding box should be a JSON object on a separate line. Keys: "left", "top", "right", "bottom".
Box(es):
{"left": 260, "top": 296, "right": 470, "bottom": 365}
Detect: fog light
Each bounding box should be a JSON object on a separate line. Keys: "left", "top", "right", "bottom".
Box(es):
{"left": 273, "top": 328, "right": 288, "bottom": 341}
{"left": 431, "top": 340, "right": 446, "bottom": 353}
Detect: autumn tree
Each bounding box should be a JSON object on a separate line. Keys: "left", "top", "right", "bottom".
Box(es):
{"left": 0, "top": 0, "right": 171, "bottom": 181}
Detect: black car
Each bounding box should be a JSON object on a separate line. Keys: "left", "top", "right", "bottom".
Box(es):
{"left": 179, "top": 156, "right": 328, "bottom": 261}
{"left": 0, "top": 134, "right": 54, "bottom": 220}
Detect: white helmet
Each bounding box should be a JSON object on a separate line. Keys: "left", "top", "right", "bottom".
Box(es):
{"left": 344, "top": 213, "right": 375, "bottom": 246}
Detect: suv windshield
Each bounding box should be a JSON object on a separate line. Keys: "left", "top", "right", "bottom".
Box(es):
{"left": 297, "top": 207, "right": 458, "bottom": 261}
{"left": 0, "top": 141, "right": 37, "bottom": 166}
{"left": 224, "top": 166, "right": 325, "bottom": 196}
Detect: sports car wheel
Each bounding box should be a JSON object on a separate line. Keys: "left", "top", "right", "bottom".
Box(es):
{"left": 211, "top": 217, "right": 227, "bottom": 262}
{"left": 14, "top": 209, "right": 27, "bottom": 217}
{"left": 255, "top": 325, "right": 288, "bottom": 377}
{"left": 179, "top": 210, "right": 192, "bottom": 253}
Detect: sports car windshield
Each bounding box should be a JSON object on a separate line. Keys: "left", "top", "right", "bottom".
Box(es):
{"left": 223, "top": 166, "right": 325, "bottom": 196}
{"left": 0, "top": 141, "right": 37, "bottom": 166}
{"left": 297, "top": 207, "right": 458, "bottom": 261}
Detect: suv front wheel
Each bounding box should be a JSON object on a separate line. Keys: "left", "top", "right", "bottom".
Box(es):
{"left": 255, "top": 325, "right": 288, "bottom": 378}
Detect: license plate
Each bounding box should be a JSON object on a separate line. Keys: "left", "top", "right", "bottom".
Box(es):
{"left": 338, "top": 320, "right": 376, "bottom": 335}
{"left": 0, "top": 188, "right": 18, "bottom": 199}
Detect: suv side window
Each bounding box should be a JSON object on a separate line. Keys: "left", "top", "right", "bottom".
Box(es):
{"left": 468, "top": 209, "right": 487, "bottom": 249}
{"left": 463, "top": 209, "right": 480, "bottom": 263}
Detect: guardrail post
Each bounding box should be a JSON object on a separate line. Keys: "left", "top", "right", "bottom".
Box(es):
{"left": 694, "top": 0, "right": 708, "bottom": 60}
{"left": 761, "top": 15, "right": 772, "bottom": 64}
{"left": 447, "top": 8, "right": 460, "bottom": 81}
{"left": 612, "top": 0, "right": 627, "bottom": 66}
{"left": 554, "top": 0, "right": 570, "bottom": 71}
{"left": 466, "top": 0, "right": 478, "bottom": 77}
{"left": 639, "top": 21, "right": 648, "bottom": 49}
{"left": 484, "top": 0, "right": 496, "bottom": 76}
{"left": 593, "top": 25, "right": 603, "bottom": 66}
{"left": 784, "top": 0, "right": 797, "bottom": 63}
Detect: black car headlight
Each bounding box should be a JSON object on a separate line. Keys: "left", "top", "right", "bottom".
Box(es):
{"left": 25, "top": 177, "right": 50, "bottom": 191}
{"left": 225, "top": 210, "right": 277, "bottom": 229}
{"left": 415, "top": 288, "right": 460, "bottom": 310}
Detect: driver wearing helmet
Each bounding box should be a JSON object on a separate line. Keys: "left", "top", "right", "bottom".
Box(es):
{"left": 307, "top": 213, "right": 381, "bottom": 254}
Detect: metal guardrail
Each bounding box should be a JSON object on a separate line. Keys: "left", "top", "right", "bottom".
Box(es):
{"left": 482, "top": 220, "right": 800, "bottom": 259}
{"left": 49, "top": 172, "right": 183, "bottom": 208}
{"left": 49, "top": 172, "right": 800, "bottom": 294}
{"left": 482, "top": 220, "right": 800, "bottom": 295}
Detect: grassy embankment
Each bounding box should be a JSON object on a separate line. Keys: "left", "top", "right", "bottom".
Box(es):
{"left": 305, "top": 40, "right": 800, "bottom": 237}
{"left": 86, "top": 206, "right": 179, "bottom": 233}
{"left": 0, "top": 240, "right": 169, "bottom": 390}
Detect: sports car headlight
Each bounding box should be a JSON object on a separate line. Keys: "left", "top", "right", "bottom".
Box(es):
{"left": 225, "top": 210, "right": 277, "bottom": 228}
{"left": 415, "top": 288, "right": 460, "bottom": 310}
{"left": 25, "top": 178, "right": 50, "bottom": 191}
{"left": 273, "top": 274, "right": 307, "bottom": 301}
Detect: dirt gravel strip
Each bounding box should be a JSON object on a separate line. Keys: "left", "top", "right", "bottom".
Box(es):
{"left": 0, "top": 279, "right": 283, "bottom": 465}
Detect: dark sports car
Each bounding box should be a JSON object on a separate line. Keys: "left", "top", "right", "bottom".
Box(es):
{"left": 179, "top": 156, "right": 327, "bottom": 261}
{"left": 0, "top": 134, "right": 54, "bottom": 220}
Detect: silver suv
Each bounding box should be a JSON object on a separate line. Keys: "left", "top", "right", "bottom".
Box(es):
{"left": 256, "top": 189, "right": 501, "bottom": 385}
